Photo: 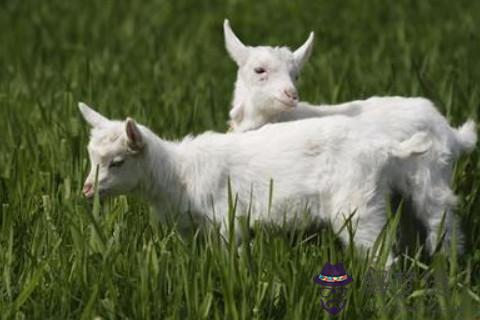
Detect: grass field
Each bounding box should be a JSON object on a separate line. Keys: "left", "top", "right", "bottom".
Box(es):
{"left": 1, "top": 0, "right": 480, "bottom": 319}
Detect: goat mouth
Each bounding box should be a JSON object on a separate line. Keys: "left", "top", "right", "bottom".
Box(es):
{"left": 84, "top": 189, "right": 106, "bottom": 200}
{"left": 274, "top": 97, "right": 297, "bottom": 109}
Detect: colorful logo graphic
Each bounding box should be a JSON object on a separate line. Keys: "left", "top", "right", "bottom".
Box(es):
{"left": 313, "top": 262, "right": 353, "bottom": 315}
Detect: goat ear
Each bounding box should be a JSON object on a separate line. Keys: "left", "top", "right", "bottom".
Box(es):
{"left": 125, "top": 118, "right": 144, "bottom": 152}
{"left": 293, "top": 32, "right": 314, "bottom": 70}
{"left": 224, "top": 19, "right": 249, "bottom": 66}
{"left": 78, "top": 102, "right": 109, "bottom": 128}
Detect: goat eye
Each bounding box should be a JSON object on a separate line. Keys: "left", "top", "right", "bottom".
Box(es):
{"left": 109, "top": 159, "right": 125, "bottom": 168}
{"left": 254, "top": 67, "right": 266, "bottom": 74}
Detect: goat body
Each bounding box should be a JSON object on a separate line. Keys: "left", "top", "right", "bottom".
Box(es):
{"left": 80, "top": 103, "right": 429, "bottom": 262}
{"left": 223, "top": 20, "right": 477, "bottom": 254}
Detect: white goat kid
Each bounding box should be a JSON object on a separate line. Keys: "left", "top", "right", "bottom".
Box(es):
{"left": 79, "top": 103, "right": 430, "bottom": 263}
{"left": 223, "top": 20, "right": 478, "bottom": 254}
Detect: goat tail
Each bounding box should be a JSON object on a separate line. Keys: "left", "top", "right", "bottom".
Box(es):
{"left": 454, "top": 119, "right": 477, "bottom": 153}
{"left": 390, "top": 131, "right": 432, "bottom": 159}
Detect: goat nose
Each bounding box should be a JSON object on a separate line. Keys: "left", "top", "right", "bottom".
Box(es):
{"left": 82, "top": 183, "right": 93, "bottom": 197}
{"left": 284, "top": 88, "right": 298, "bottom": 100}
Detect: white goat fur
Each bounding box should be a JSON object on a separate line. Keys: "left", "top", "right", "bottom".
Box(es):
{"left": 79, "top": 103, "right": 431, "bottom": 262}
{"left": 224, "top": 20, "right": 478, "bottom": 254}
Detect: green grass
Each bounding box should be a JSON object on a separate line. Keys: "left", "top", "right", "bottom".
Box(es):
{"left": 1, "top": 0, "right": 480, "bottom": 318}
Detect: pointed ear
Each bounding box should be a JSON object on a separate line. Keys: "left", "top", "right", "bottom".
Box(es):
{"left": 125, "top": 118, "right": 144, "bottom": 152}
{"left": 293, "top": 32, "right": 314, "bottom": 70}
{"left": 224, "top": 19, "right": 249, "bottom": 66}
{"left": 78, "top": 102, "right": 109, "bottom": 128}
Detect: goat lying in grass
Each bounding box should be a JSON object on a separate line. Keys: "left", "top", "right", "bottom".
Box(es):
{"left": 223, "top": 19, "right": 478, "bottom": 255}
{"left": 79, "top": 103, "right": 432, "bottom": 264}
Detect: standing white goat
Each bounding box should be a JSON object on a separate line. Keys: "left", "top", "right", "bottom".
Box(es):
{"left": 223, "top": 19, "right": 478, "bottom": 254}
{"left": 79, "top": 102, "right": 431, "bottom": 264}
